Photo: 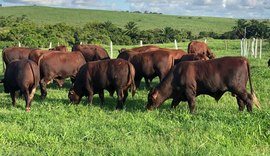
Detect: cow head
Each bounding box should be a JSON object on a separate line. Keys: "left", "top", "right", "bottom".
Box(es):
{"left": 146, "top": 89, "right": 162, "bottom": 110}
{"left": 194, "top": 53, "right": 209, "bottom": 61}
{"left": 118, "top": 48, "right": 127, "bottom": 53}
{"left": 68, "top": 88, "right": 81, "bottom": 104}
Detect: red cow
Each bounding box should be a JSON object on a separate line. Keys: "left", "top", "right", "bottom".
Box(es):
{"left": 188, "top": 41, "right": 215, "bottom": 59}
{"left": 146, "top": 56, "right": 260, "bottom": 113}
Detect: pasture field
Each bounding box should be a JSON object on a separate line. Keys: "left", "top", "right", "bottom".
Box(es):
{"left": 0, "top": 39, "right": 270, "bottom": 155}
{"left": 0, "top": 6, "right": 236, "bottom": 35}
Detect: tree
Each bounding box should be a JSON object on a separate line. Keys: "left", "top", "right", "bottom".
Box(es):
{"left": 124, "top": 21, "right": 139, "bottom": 43}
{"left": 232, "top": 19, "right": 248, "bottom": 39}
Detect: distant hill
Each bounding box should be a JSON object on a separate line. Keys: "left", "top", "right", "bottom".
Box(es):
{"left": 0, "top": 6, "right": 238, "bottom": 35}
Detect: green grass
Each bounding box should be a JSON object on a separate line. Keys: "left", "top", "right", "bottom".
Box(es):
{"left": 0, "top": 40, "right": 270, "bottom": 155}
{"left": 0, "top": 6, "right": 237, "bottom": 35}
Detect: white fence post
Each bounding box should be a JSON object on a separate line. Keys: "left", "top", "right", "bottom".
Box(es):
{"left": 80, "top": 42, "right": 82, "bottom": 45}
{"left": 174, "top": 39, "right": 178, "bottom": 49}
{"left": 18, "top": 41, "right": 21, "bottom": 47}
{"left": 110, "top": 41, "right": 113, "bottom": 58}
{"left": 259, "top": 39, "right": 262, "bottom": 59}
{"left": 140, "top": 40, "right": 143, "bottom": 46}
{"left": 49, "top": 42, "right": 52, "bottom": 49}
{"left": 240, "top": 39, "right": 243, "bottom": 56}
{"left": 255, "top": 39, "right": 258, "bottom": 58}
{"left": 204, "top": 38, "right": 207, "bottom": 43}
{"left": 244, "top": 38, "right": 248, "bottom": 56}
{"left": 251, "top": 38, "right": 255, "bottom": 57}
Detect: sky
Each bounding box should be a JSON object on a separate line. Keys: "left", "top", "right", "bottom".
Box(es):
{"left": 0, "top": 0, "right": 270, "bottom": 19}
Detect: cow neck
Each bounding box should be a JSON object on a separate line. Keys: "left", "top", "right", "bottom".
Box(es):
{"left": 156, "top": 76, "right": 173, "bottom": 102}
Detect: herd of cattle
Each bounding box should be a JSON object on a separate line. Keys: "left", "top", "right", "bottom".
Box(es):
{"left": 0, "top": 41, "right": 261, "bottom": 112}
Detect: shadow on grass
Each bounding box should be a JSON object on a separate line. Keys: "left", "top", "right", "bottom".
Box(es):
{"left": 0, "top": 79, "right": 162, "bottom": 112}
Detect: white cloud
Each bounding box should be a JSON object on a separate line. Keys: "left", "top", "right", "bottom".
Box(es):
{"left": 1, "top": 0, "right": 270, "bottom": 18}
{"left": 3, "top": 0, "right": 67, "bottom": 6}
{"left": 126, "top": 0, "right": 270, "bottom": 18}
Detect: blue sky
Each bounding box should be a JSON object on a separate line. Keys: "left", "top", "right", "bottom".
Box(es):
{"left": 0, "top": 0, "right": 270, "bottom": 19}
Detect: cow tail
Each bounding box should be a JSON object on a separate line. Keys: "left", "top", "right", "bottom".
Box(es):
{"left": 26, "top": 60, "right": 37, "bottom": 92}
{"left": 37, "top": 53, "right": 45, "bottom": 66}
{"left": 247, "top": 60, "right": 261, "bottom": 109}
{"left": 128, "top": 62, "right": 136, "bottom": 96}
{"left": 187, "top": 42, "right": 191, "bottom": 53}
{"left": 2, "top": 48, "right": 5, "bottom": 73}
{"left": 171, "top": 56, "right": 175, "bottom": 67}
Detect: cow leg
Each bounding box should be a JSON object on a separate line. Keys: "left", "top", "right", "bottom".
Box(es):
{"left": 10, "top": 91, "right": 16, "bottom": 106}
{"left": 39, "top": 79, "right": 47, "bottom": 99}
{"left": 54, "top": 79, "right": 64, "bottom": 87}
{"left": 171, "top": 97, "right": 181, "bottom": 109}
{"left": 26, "top": 87, "right": 36, "bottom": 112}
{"left": 122, "top": 90, "right": 128, "bottom": 104}
{"left": 144, "top": 78, "right": 151, "bottom": 89}
{"left": 236, "top": 96, "right": 245, "bottom": 111}
{"left": 87, "top": 93, "right": 93, "bottom": 106}
{"left": 98, "top": 90, "right": 105, "bottom": 108}
{"left": 23, "top": 89, "right": 31, "bottom": 112}
{"left": 186, "top": 88, "right": 196, "bottom": 113}
{"left": 232, "top": 89, "right": 253, "bottom": 112}
{"left": 187, "top": 97, "right": 196, "bottom": 113}
{"left": 135, "top": 76, "right": 142, "bottom": 89}
{"left": 116, "top": 89, "right": 124, "bottom": 110}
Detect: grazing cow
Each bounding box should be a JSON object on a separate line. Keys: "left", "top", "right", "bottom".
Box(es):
{"left": 118, "top": 45, "right": 160, "bottom": 53}
{"left": 146, "top": 56, "right": 260, "bottom": 113}
{"left": 49, "top": 45, "right": 68, "bottom": 52}
{"left": 1, "top": 59, "right": 40, "bottom": 112}
{"left": 2, "top": 47, "right": 37, "bottom": 72}
{"left": 174, "top": 53, "right": 209, "bottom": 64}
{"left": 39, "top": 52, "right": 86, "bottom": 99}
{"left": 188, "top": 41, "right": 215, "bottom": 59}
{"left": 68, "top": 59, "right": 136, "bottom": 109}
{"left": 72, "top": 44, "right": 110, "bottom": 62}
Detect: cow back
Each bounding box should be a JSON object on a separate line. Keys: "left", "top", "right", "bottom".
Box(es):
{"left": 72, "top": 44, "right": 110, "bottom": 62}
{"left": 3, "top": 47, "right": 37, "bottom": 64}
{"left": 119, "top": 45, "right": 160, "bottom": 53}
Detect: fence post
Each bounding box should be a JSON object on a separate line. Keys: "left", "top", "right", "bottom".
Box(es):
{"left": 110, "top": 41, "right": 113, "bottom": 58}
{"left": 18, "top": 41, "right": 21, "bottom": 47}
{"left": 49, "top": 42, "right": 52, "bottom": 49}
{"left": 204, "top": 38, "right": 207, "bottom": 43}
{"left": 255, "top": 39, "right": 258, "bottom": 58}
{"left": 240, "top": 39, "right": 243, "bottom": 56}
{"left": 140, "top": 40, "right": 143, "bottom": 46}
{"left": 251, "top": 38, "right": 255, "bottom": 57}
{"left": 259, "top": 39, "right": 262, "bottom": 59}
{"left": 244, "top": 38, "right": 248, "bottom": 57}
{"left": 224, "top": 40, "right": 228, "bottom": 51}
{"left": 174, "top": 39, "right": 178, "bottom": 49}
{"left": 80, "top": 42, "right": 82, "bottom": 45}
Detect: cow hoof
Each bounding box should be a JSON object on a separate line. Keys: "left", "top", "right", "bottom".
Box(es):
{"left": 26, "top": 107, "right": 31, "bottom": 112}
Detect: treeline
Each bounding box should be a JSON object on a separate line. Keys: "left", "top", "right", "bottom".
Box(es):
{"left": 0, "top": 15, "right": 269, "bottom": 48}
